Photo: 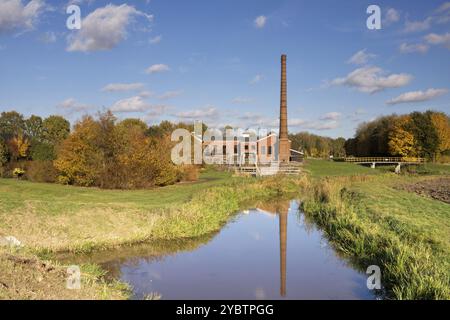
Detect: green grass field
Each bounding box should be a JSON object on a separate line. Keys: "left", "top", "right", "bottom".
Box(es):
{"left": 0, "top": 167, "right": 232, "bottom": 214}
{"left": 305, "top": 158, "right": 450, "bottom": 177}
{"left": 0, "top": 168, "right": 239, "bottom": 253}
{"left": 304, "top": 158, "right": 380, "bottom": 177}
{"left": 0, "top": 168, "right": 302, "bottom": 253}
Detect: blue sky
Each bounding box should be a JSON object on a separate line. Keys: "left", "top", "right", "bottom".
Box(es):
{"left": 0, "top": 0, "right": 449, "bottom": 138}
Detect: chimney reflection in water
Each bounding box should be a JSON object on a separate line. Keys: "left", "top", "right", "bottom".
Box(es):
{"left": 278, "top": 203, "right": 288, "bottom": 297}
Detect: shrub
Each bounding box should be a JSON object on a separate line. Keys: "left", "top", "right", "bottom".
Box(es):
{"left": 25, "top": 160, "right": 57, "bottom": 183}
{"left": 13, "top": 167, "right": 25, "bottom": 179}
{"left": 436, "top": 154, "right": 450, "bottom": 164}
{"left": 181, "top": 165, "right": 199, "bottom": 182}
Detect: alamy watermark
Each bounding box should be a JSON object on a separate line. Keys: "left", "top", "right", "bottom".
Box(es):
{"left": 66, "top": 5, "right": 82, "bottom": 30}
{"left": 65, "top": 4, "right": 384, "bottom": 31}
{"left": 366, "top": 265, "right": 381, "bottom": 290}
{"left": 366, "top": 5, "right": 382, "bottom": 30}
{"left": 66, "top": 265, "right": 81, "bottom": 290}
{"left": 170, "top": 122, "right": 278, "bottom": 166}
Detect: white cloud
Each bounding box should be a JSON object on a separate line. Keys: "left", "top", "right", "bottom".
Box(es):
{"left": 39, "top": 31, "right": 56, "bottom": 43}
{"left": 174, "top": 106, "right": 218, "bottom": 119}
{"left": 237, "top": 112, "right": 267, "bottom": 126}
{"left": 149, "top": 34, "right": 162, "bottom": 44}
{"left": 386, "top": 88, "right": 448, "bottom": 105}
{"left": 249, "top": 74, "right": 263, "bottom": 85}
{"left": 320, "top": 112, "right": 341, "bottom": 121}
{"left": 58, "top": 98, "right": 91, "bottom": 112}
{"left": 145, "top": 63, "right": 170, "bottom": 74}
{"left": 435, "top": 2, "right": 450, "bottom": 23}
{"left": 331, "top": 66, "right": 413, "bottom": 94}
{"left": 67, "top": 0, "right": 95, "bottom": 5}
{"left": 101, "top": 82, "right": 145, "bottom": 92}
{"left": 138, "top": 90, "right": 153, "bottom": 98}
{"left": 110, "top": 96, "right": 165, "bottom": 113}
{"left": 347, "top": 49, "right": 376, "bottom": 65}
{"left": 234, "top": 113, "right": 339, "bottom": 131}
{"left": 158, "top": 90, "right": 183, "bottom": 100}
{"left": 403, "top": 17, "right": 432, "bottom": 33}
{"left": 254, "top": 15, "right": 267, "bottom": 28}
{"left": 436, "top": 2, "right": 450, "bottom": 13}
{"left": 67, "top": 4, "right": 153, "bottom": 52}
{"left": 385, "top": 8, "right": 400, "bottom": 25}
{"left": 425, "top": 32, "right": 450, "bottom": 50}
{"left": 0, "top": 0, "right": 46, "bottom": 33}
{"left": 306, "top": 120, "right": 340, "bottom": 131}
{"left": 399, "top": 42, "right": 429, "bottom": 54}
{"left": 231, "top": 97, "right": 253, "bottom": 104}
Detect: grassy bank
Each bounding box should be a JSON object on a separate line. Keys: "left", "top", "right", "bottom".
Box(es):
{"left": 0, "top": 169, "right": 301, "bottom": 299}
{"left": 301, "top": 159, "right": 450, "bottom": 299}
{"left": 0, "top": 169, "right": 300, "bottom": 253}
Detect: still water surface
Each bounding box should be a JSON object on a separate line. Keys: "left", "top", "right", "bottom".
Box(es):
{"left": 79, "top": 200, "right": 376, "bottom": 300}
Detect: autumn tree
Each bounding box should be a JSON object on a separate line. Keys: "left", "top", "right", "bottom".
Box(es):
{"left": 55, "top": 112, "right": 180, "bottom": 189}
{"left": 8, "top": 134, "right": 30, "bottom": 160}
{"left": 117, "top": 118, "right": 148, "bottom": 132}
{"left": 146, "top": 120, "right": 203, "bottom": 138}
{"left": 42, "top": 115, "right": 70, "bottom": 145}
{"left": 289, "top": 132, "right": 345, "bottom": 157}
{"left": 430, "top": 112, "right": 450, "bottom": 157}
{"left": 0, "top": 138, "right": 8, "bottom": 167}
{"left": 388, "top": 115, "right": 415, "bottom": 157}
{"left": 54, "top": 116, "right": 102, "bottom": 186}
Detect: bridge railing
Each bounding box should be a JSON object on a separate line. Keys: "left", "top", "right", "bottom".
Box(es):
{"left": 336, "top": 157, "right": 426, "bottom": 163}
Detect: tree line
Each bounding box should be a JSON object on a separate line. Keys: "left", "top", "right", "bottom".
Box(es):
{"left": 1, "top": 109, "right": 449, "bottom": 188}
{"left": 289, "top": 132, "right": 346, "bottom": 158}
{"left": 0, "top": 111, "right": 198, "bottom": 189}
{"left": 345, "top": 110, "right": 450, "bottom": 161}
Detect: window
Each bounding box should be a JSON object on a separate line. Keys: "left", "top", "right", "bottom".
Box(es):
{"left": 261, "top": 146, "right": 266, "bottom": 155}
{"left": 268, "top": 146, "right": 272, "bottom": 155}
{"left": 223, "top": 145, "right": 226, "bottom": 154}
{"left": 234, "top": 145, "right": 238, "bottom": 154}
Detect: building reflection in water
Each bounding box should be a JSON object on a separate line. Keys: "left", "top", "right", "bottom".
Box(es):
{"left": 257, "top": 201, "right": 290, "bottom": 297}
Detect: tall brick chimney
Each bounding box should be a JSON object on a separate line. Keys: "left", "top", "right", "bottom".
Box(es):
{"left": 278, "top": 54, "right": 291, "bottom": 163}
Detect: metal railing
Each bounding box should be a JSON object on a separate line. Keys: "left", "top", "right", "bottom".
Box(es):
{"left": 338, "top": 157, "right": 425, "bottom": 163}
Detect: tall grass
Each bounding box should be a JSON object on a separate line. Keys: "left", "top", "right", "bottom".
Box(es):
{"left": 300, "top": 176, "right": 450, "bottom": 299}
{"left": 0, "top": 174, "right": 302, "bottom": 253}
{"left": 137, "top": 175, "right": 303, "bottom": 241}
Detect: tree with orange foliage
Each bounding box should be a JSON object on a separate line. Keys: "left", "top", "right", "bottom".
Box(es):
{"left": 54, "top": 116, "right": 103, "bottom": 186}
{"left": 55, "top": 112, "right": 180, "bottom": 189}
{"left": 388, "top": 115, "right": 416, "bottom": 157}
{"left": 430, "top": 112, "right": 450, "bottom": 156}
{"left": 8, "top": 134, "right": 30, "bottom": 160}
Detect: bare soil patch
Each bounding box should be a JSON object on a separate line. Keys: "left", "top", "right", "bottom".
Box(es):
{"left": 398, "top": 177, "right": 450, "bottom": 204}
{"left": 0, "top": 251, "right": 128, "bottom": 300}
